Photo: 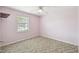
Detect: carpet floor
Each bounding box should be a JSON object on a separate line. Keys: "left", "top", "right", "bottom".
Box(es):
{"left": 0, "top": 36, "right": 78, "bottom": 53}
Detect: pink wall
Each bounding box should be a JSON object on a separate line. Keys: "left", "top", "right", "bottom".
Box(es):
{"left": 0, "top": 7, "right": 2, "bottom": 41}
{"left": 0, "top": 6, "right": 78, "bottom": 46}
{"left": 0, "top": 18, "right": 2, "bottom": 41}
{"left": 77, "top": 7, "right": 79, "bottom": 51}
{"left": 0, "top": 7, "right": 40, "bottom": 44}
{"left": 78, "top": 7, "right": 79, "bottom": 46}
{"left": 40, "top": 7, "right": 77, "bottom": 45}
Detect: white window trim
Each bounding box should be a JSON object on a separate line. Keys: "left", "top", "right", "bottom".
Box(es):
{"left": 16, "top": 16, "right": 29, "bottom": 33}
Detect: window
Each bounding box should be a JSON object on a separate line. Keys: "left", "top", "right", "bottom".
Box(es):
{"left": 17, "top": 16, "right": 29, "bottom": 32}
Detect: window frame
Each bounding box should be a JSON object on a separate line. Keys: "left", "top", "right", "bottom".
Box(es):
{"left": 16, "top": 16, "right": 29, "bottom": 32}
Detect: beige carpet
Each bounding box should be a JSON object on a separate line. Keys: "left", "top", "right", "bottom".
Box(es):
{"left": 0, "top": 36, "right": 78, "bottom": 53}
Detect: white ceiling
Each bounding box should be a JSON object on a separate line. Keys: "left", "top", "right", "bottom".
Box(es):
{"left": 8, "top": 6, "right": 44, "bottom": 16}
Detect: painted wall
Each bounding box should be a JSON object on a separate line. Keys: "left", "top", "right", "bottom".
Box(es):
{"left": 0, "top": 7, "right": 40, "bottom": 45}
{"left": 40, "top": 7, "right": 77, "bottom": 45}
{"left": 0, "top": 18, "right": 2, "bottom": 41}
{"left": 0, "top": 6, "right": 78, "bottom": 46}
{"left": 0, "top": 7, "right": 2, "bottom": 41}
{"left": 77, "top": 7, "right": 79, "bottom": 52}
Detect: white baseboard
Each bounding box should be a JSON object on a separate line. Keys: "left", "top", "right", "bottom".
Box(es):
{"left": 1, "top": 34, "right": 39, "bottom": 47}
{"left": 41, "top": 34, "right": 78, "bottom": 46}
{"left": 0, "top": 34, "right": 78, "bottom": 47}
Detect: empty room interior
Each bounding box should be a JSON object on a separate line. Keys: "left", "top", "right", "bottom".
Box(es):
{"left": 0, "top": 6, "right": 79, "bottom": 53}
